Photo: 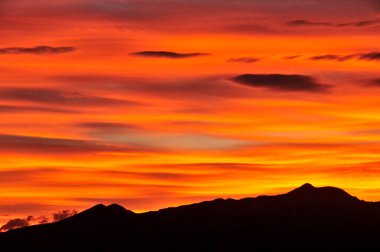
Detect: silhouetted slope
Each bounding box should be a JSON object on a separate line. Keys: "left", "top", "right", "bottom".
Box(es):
{"left": 0, "top": 204, "right": 138, "bottom": 251}
{"left": 1, "top": 184, "right": 380, "bottom": 251}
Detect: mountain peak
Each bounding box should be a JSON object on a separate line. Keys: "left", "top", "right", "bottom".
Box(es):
{"left": 286, "top": 183, "right": 359, "bottom": 203}
{"left": 92, "top": 204, "right": 107, "bottom": 210}
{"left": 299, "top": 183, "right": 315, "bottom": 190}
{"left": 107, "top": 204, "right": 135, "bottom": 215}
{"left": 286, "top": 183, "right": 316, "bottom": 195}
{"left": 107, "top": 203, "right": 125, "bottom": 210}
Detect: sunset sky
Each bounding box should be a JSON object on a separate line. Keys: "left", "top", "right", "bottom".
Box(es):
{"left": 1, "top": 0, "right": 380, "bottom": 228}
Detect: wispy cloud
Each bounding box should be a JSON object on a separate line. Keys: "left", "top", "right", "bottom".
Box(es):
{"left": 0, "top": 218, "right": 29, "bottom": 232}
{"left": 0, "top": 208, "right": 76, "bottom": 232}
{"left": 53, "top": 209, "right": 77, "bottom": 222}
{"left": 0, "top": 215, "right": 48, "bottom": 232}
{"left": 92, "top": 130, "right": 250, "bottom": 151}
{"left": 56, "top": 75, "right": 252, "bottom": 100}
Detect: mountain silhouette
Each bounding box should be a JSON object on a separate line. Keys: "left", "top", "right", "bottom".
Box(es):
{"left": 1, "top": 184, "right": 380, "bottom": 251}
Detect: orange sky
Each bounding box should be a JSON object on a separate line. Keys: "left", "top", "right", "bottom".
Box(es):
{"left": 1, "top": 0, "right": 380, "bottom": 227}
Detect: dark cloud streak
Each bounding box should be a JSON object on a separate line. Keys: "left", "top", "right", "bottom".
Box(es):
{"left": 0, "top": 134, "right": 135, "bottom": 154}
{"left": 288, "top": 19, "right": 380, "bottom": 28}
{"left": 283, "top": 55, "right": 301, "bottom": 60}
{"left": 0, "top": 87, "right": 138, "bottom": 107}
{"left": 309, "top": 52, "right": 380, "bottom": 62}
{"left": 231, "top": 74, "right": 329, "bottom": 92}
{"left": 0, "top": 105, "right": 76, "bottom": 114}
{"left": 76, "top": 122, "right": 140, "bottom": 132}
{"left": 0, "top": 46, "right": 76, "bottom": 55}
{"left": 359, "top": 52, "right": 380, "bottom": 61}
{"left": 309, "top": 54, "right": 357, "bottom": 61}
{"left": 130, "top": 51, "right": 209, "bottom": 59}
{"left": 227, "top": 57, "right": 260, "bottom": 63}
{"left": 367, "top": 78, "right": 380, "bottom": 86}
